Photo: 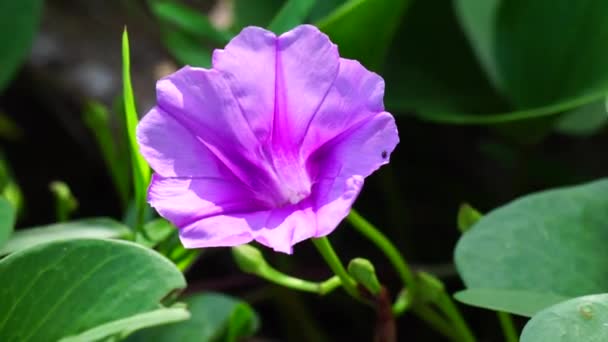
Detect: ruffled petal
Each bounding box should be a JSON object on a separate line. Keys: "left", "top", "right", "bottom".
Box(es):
{"left": 250, "top": 199, "right": 317, "bottom": 254}
{"left": 136, "top": 106, "right": 232, "bottom": 178}
{"left": 273, "top": 25, "right": 339, "bottom": 145}
{"left": 212, "top": 27, "right": 277, "bottom": 142}
{"left": 155, "top": 66, "right": 281, "bottom": 199}
{"left": 302, "top": 58, "right": 385, "bottom": 157}
{"left": 147, "top": 174, "right": 263, "bottom": 227}
{"left": 179, "top": 214, "right": 254, "bottom": 248}
{"left": 310, "top": 112, "right": 399, "bottom": 236}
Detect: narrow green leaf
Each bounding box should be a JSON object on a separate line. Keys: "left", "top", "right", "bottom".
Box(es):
{"left": 128, "top": 293, "right": 259, "bottom": 341}
{"left": 0, "top": 218, "right": 132, "bottom": 255}
{"left": 316, "top": 0, "right": 410, "bottom": 70}
{"left": 0, "top": 239, "right": 186, "bottom": 341}
{"left": 82, "top": 101, "right": 130, "bottom": 209}
{"left": 60, "top": 308, "right": 190, "bottom": 342}
{"left": 0, "top": 0, "right": 44, "bottom": 91}
{"left": 49, "top": 181, "right": 78, "bottom": 222}
{"left": 122, "top": 28, "right": 151, "bottom": 229}
{"left": 455, "top": 178, "right": 608, "bottom": 297}
{"left": 268, "top": 0, "right": 317, "bottom": 34}
{"left": 160, "top": 29, "right": 213, "bottom": 67}
{"left": 521, "top": 294, "right": 608, "bottom": 342}
{"left": 457, "top": 203, "right": 482, "bottom": 233}
{"left": 555, "top": 98, "right": 608, "bottom": 136}
{"left": 150, "top": 0, "right": 232, "bottom": 44}
{"left": 0, "top": 197, "right": 15, "bottom": 247}
{"left": 454, "top": 289, "right": 568, "bottom": 317}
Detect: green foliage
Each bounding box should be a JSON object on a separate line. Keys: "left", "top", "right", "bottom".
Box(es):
{"left": 347, "top": 258, "right": 381, "bottom": 295}
{"left": 0, "top": 0, "right": 44, "bottom": 91}
{"left": 0, "top": 239, "right": 186, "bottom": 341}
{"left": 454, "top": 288, "right": 568, "bottom": 317}
{"left": 455, "top": 179, "right": 608, "bottom": 315}
{"left": 456, "top": 203, "right": 482, "bottom": 233}
{"left": 122, "top": 29, "right": 151, "bottom": 230}
{"left": 268, "top": 0, "right": 317, "bottom": 34}
{"left": 521, "top": 294, "right": 608, "bottom": 342}
{"left": 82, "top": 101, "right": 131, "bottom": 209}
{"left": 49, "top": 181, "right": 78, "bottom": 222}
{"left": 0, "top": 197, "right": 15, "bottom": 247}
{"left": 317, "top": 0, "right": 410, "bottom": 70}
{"left": 0, "top": 218, "right": 132, "bottom": 255}
{"left": 128, "top": 293, "right": 259, "bottom": 342}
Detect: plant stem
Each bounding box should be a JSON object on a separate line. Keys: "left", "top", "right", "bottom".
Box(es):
{"left": 261, "top": 266, "right": 341, "bottom": 295}
{"left": 311, "top": 237, "right": 360, "bottom": 299}
{"left": 411, "top": 305, "right": 461, "bottom": 342}
{"left": 497, "top": 311, "right": 518, "bottom": 342}
{"left": 436, "top": 291, "right": 476, "bottom": 342}
{"left": 347, "top": 209, "right": 417, "bottom": 306}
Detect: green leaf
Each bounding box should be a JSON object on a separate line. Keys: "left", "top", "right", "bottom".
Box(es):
{"left": 0, "top": 197, "right": 15, "bottom": 247}
{"left": 555, "top": 98, "right": 608, "bottom": 136}
{"left": 0, "top": 239, "right": 186, "bottom": 341}
{"left": 0, "top": 0, "right": 44, "bottom": 91}
{"left": 82, "top": 101, "right": 130, "bottom": 209}
{"left": 316, "top": 0, "right": 410, "bottom": 70}
{"left": 383, "top": 0, "right": 507, "bottom": 118}
{"left": 457, "top": 203, "right": 482, "bottom": 233}
{"left": 455, "top": 179, "right": 608, "bottom": 299}
{"left": 150, "top": 0, "right": 232, "bottom": 44}
{"left": 347, "top": 258, "right": 381, "bottom": 295}
{"left": 60, "top": 308, "right": 190, "bottom": 342}
{"left": 0, "top": 218, "right": 132, "bottom": 255}
{"left": 521, "top": 294, "right": 608, "bottom": 342}
{"left": 122, "top": 28, "right": 151, "bottom": 229}
{"left": 454, "top": 289, "right": 568, "bottom": 317}
{"left": 494, "top": 0, "right": 608, "bottom": 108}
{"left": 268, "top": 0, "right": 317, "bottom": 34}
{"left": 160, "top": 29, "right": 213, "bottom": 67}
{"left": 0, "top": 152, "right": 22, "bottom": 214}
{"left": 233, "top": 0, "right": 284, "bottom": 30}
{"left": 128, "top": 293, "right": 259, "bottom": 341}
{"left": 136, "top": 218, "right": 175, "bottom": 248}
{"left": 49, "top": 181, "right": 78, "bottom": 222}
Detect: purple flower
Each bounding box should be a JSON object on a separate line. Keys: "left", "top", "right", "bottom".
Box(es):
{"left": 136, "top": 25, "right": 399, "bottom": 254}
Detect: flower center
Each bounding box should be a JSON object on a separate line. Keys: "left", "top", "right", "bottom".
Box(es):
{"left": 262, "top": 147, "right": 312, "bottom": 207}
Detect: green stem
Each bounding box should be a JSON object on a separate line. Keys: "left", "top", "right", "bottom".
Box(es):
{"left": 497, "top": 311, "right": 518, "bottom": 342}
{"left": 347, "top": 209, "right": 416, "bottom": 306}
{"left": 311, "top": 237, "right": 360, "bottom": 299}
{"left": 436, "top": 291, "right": 476, "bottom": 342}
{"left": 261, "top": 266, "right": 341, "bottom": 295}
{"left": 411, "top": 305, "right": 461, "bottom": 342}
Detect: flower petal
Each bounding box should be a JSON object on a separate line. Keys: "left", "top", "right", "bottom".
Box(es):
{"left": 302, "top": 58, "right": 385, "bottom": 157}
{"left": 212, "top": 27, "right": 277, "bottom": 142}
{"left": 137, "top": 107, "right": 232, "bottom": 178}
{"left": 213, "top": 25, "right": 339, "bottom": 146}
{"left": 311, "top": 112, "right": 399, "bottom": 236}
{"left": 251, "top": 200, "right": 317, "bottom": 254}
{"left": 148, "top": 175, "right": 263, "bottom": 228}
{"left": 274, "top": 25, "right": 340, "bottom": 145}
{"left": 179, "top": 214, "right": 254, "bottom": 249}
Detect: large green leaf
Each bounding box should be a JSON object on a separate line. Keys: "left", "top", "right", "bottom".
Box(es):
{"left": 521, "top": 294, "right": 608, "bottom": 342}
{"left": 454, "top": 288, "right": 568, "bottom": 317}
{"left": 60, "top": 308, "right": 190, "bottom": 342}
{"left": 494, "top": 0, "right": 608, "bottom": 108}
{"left": 0, "top": 239, "right": 186, "bottom": 341}
{"left": 0, "top": 197, "right": 15, "bottom": 247}
{"left": 0, "top": 218, "right": 132, "bottom": 255}
{"left": 268, "top": 0, "right": 317, "bottom": 34}
{"left": 455, "top": 179, "right": 608, "bottom": 299}
{"left": 383, "top": 0, "right": 507, "bottom": 117}
{"left": 0, "top": 0, "right": 44, "bottom": 91}
{"left": 316, "top": 0, "right": 410, "bottom": 70}
{"left": 128, "top": 292, "right": 259, "bottom": 341}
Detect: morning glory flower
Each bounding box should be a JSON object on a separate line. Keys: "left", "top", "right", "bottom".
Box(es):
{"left": 137, "top": 25, "right": 399, "bottom": 254}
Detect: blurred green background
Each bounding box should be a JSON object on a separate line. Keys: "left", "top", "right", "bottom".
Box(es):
{"left": 2, "top": 0, "right": 608, "bottom": 340}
